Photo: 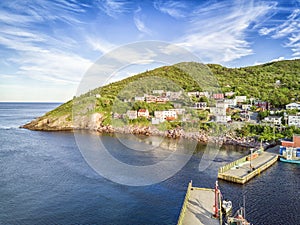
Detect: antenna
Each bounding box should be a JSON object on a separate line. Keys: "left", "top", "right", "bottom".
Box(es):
{"left": 243, "top": 195, "right": 246, "bottom": 219}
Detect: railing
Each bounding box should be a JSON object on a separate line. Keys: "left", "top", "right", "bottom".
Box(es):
{"left": 218, "top": 154, "right": 278, "bottom": 184}
{"left": 218, "top": 155, "right": 248, "bottom": 174}
{"left": 177, "top": 181, "right": 193, "bottom": 225}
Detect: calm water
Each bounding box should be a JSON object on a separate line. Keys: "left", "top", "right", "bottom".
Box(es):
{"left": 0, "top": 103, "right": 299, "bottom": 225}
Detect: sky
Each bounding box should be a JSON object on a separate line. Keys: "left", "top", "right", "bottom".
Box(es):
{"left": 0, "top": 0, "right": 299, "bottom": 102}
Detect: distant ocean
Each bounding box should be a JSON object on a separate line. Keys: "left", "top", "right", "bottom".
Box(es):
{"left": 0, "top": 103, "right": 299, "bottom": 224}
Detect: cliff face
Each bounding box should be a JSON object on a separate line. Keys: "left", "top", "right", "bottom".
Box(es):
{"left": 22, "top": 113, "right": 103, "bottom": 131}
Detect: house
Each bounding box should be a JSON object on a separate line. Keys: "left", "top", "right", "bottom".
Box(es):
{"left": 288, "top": 115, "right": 300, "bottom": 127}
{"left": 216, "top": 101, "right": 228, "bottom": 109}
{"left": 286, "top": 102, "right": 300, "bottom": 110}
{"left": 156, "top": 97, "right": 169, "bottom": 103}
{"left": 126, "top": 110, "right": 137, "bottom": 119}
{"left": 281, "top": 135, "right": 300, "bottom": 147}
{"left": 212, "top": 93, "right": 224, "bottom": 100}
{"left": 154, "top": 111, "right": 164, "bottom": 119}
{"left": 167, "top": 91, "right": 182, "bottom": 100}
{"left": 199, "top": 92, "right": 210, "bottom": 98}
{"left": 113, "top": 112, "right": 123, "bottom": 119}
{"left": 134, "top": 96, "right": 145, "bottom": 102}
{"left": 154, "top": 110, "right": 177, "bottom": 120}
{"left": 145, "top": 95, "right": 157, "bottom": 103}
{"left": 225, "top": 91, "right": 235, "bottom": 97}
{"left": 187, "top": 91, "right": 200, "bottom": 97}
{"left": 173, "top": 103, "right": 182, "bottom": 108}
{"left": 153, "top": 90, "right": 164, "bottom": 95}
{"left": 241, "top": 104, "right": 251, "bottom": 111}
{"left": 263, "top": 116, "right": 282, "bottom": 125}
{"left": 95, "top": 94, "right": 101, "bottom": 98}
{"left": 195, "top": 102, "right": 207, "bottom": 109}
{"left": 138, "top": 109, "right": 149, "bottom": 118}
{"left": 255, "top": 101, "right": 269, "bottom": 110}
{"left": 235, "top": 96, "right": 247, "bottom": 103}
{"left": 170, "top": 108, "right": 185, "bottom": 115}
{"left": 210, "top": 107, "right": 226, "bottom": 116}
{"left": 224, "top": 98, "right": 237, "bottom": 107}
{"left": 215, "top": 115, "right": 231, "bottom": 123}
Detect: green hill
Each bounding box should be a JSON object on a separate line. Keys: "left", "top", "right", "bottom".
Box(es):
{"left": 23, "top": 59, "right": 300, "bottom": 131}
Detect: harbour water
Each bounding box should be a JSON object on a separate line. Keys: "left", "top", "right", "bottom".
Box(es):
{"left": 0, "top": 103, "right": 299, "bottom": 224}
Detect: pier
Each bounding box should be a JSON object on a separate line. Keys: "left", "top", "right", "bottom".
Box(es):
{"left": 177, "top": 181, "right": 222, "bottom": 225}
{"left": 218, "top": 151, "right": 278, "bottom": 184}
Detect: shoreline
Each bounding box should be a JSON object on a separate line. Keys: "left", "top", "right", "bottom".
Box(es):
{"left": 29, "top": 124, "right": 266, "bottom": 149}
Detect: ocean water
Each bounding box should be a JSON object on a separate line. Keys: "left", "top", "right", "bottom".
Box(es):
{"left": 0, "top": 103, "right": 299, "bottom": 225}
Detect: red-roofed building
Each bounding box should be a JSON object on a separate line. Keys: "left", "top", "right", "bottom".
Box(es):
{"left": 212, "top": 93, "right": 224, "bottom": 100}
{"left": 281, "top": 135, "right": 300, "bottom": 148}
{"left": 138, "top": 109, "right": 149, "bottom": 118}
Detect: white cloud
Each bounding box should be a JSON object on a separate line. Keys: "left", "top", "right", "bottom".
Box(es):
{"left": 271, "top": 56, "right": 285, "bottom": 62}
{"left": 96, "top": 0, "right": 130, "bottom": 18}
{"left": 133, "top": 7, "right": 152, "bottom": 35}
{"left": 176, "top": 0, "right": 275, "bottom": 63}
{"left": 86, "top": 36, "right": 116, "bottom": 53}
{"left": 154, "top": 0, "right": 187, "bottom": 19}
{"left": 259, "top": 9, "right": 300, "bottom": 56}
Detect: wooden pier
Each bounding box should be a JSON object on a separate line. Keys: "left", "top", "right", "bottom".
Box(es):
{"left": 177, "top": 181, "right": 222, "bottom": 225}
{"left": 218, "top": 151, "right": 278, "bottom": 184}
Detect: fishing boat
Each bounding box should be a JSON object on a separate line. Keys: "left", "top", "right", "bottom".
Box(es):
{"left": 279, "top": 146, "right": 300, "bottom": 164}
{"left": 226, "top": 207, "right": 251, "bottom": 225}
{"left": 280, "top": 157, "right": 300, "bottom": 164}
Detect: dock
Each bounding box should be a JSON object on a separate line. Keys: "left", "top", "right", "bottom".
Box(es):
{"left": 177, "top": 181, "right": 222, "bottom": 225}
{"left": 218, "top": 150, "right": 278, "bottom": 184}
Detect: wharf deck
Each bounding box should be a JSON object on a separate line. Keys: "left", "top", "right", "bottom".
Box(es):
{"left": 177, "top": 182, "right": 221, "bottom": 225}
{"left": 218, "top": 151, "right": 278, "bottom": 184}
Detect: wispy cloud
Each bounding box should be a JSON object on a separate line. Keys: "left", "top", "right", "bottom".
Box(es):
{"left": 153, "top": 0, "right": 187, "bottom": 19}
{"left": 96, "top": 0, "right": 130, "bottom": 18}
{"left": 259, "top": 9, "right": 300, "bottom": 56}
{"left": 0, "top": 0, "right": 93, "bottom": 86}
{"left": 14, "top": 50, "right": 92, "bottom": 84}
{"left": 86, "top": 36, "right": 116, "bottom": 53}
{"left": 176, "top": 0, "right": 276, "bottom": 63}
{"left": 133, "top": 7, "right": 152, "bottom": 35}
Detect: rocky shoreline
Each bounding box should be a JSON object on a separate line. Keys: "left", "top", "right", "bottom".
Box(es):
{"left": 95, "top": 124, "right": 264, "bottom": 148}
{"left": 22, "top": 112, "right": 265, "bottom": 149}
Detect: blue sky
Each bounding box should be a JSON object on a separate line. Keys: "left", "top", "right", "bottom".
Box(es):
{"left": 0, "top": 0, "right": 299, "bottom": 102}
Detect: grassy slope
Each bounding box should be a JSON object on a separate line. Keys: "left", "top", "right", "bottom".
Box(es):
{"left": 38, "top": 59, "right": 300, "bottom": 121}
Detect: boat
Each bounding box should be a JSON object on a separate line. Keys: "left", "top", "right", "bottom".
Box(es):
{"left": 279, "top": 157, "right": 300, "bottom": 164}
{"left": 226, "top": 207, "right": 251, "bottom": 225}
{"left": 279, "top": 146, "right": 300, "bottom": 164}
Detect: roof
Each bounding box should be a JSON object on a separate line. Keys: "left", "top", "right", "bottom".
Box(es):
{"left": 138, "top": 109, "right": 148, "bottom": 112}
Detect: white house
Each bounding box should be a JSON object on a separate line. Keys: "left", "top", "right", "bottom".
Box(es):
{"left": 210, "top": 107, "right": 226, "bottom": 116}
{"left": 224, "top": 98, "right": 237, "bottom": 107}
{"left": 286, "top": 103, "right": 300, "bottom": 110}
{"left": 235, "top": 96, "right": 247, "bottom": 103}
{"left": 154, "top": 110, "right": 177, "bottom": 120}
{"left": 187, "top": 91, "right": 200, "bottom": 97}
{"left": 288, "top": 115, "right": 300, "bottom": 127}
{"left": 126, "top": 110, "right": 137, "bottom": 119}
{"left": 225, "top": 91, "right": 235, "bottom": 97}
{"left": 216, "top": 101, "right": 229, "bottom": 109}
{"left": 263, "top": 116, "right": 282, "bottom": 125}
{"left": 153, "top": 90, "right": 164, "bottom": 95}
{"left": 134, "top": 96, "right": 145, "bottom": 101}
{"left": 216, "top": 115, "right": 231, "bottom": 123}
